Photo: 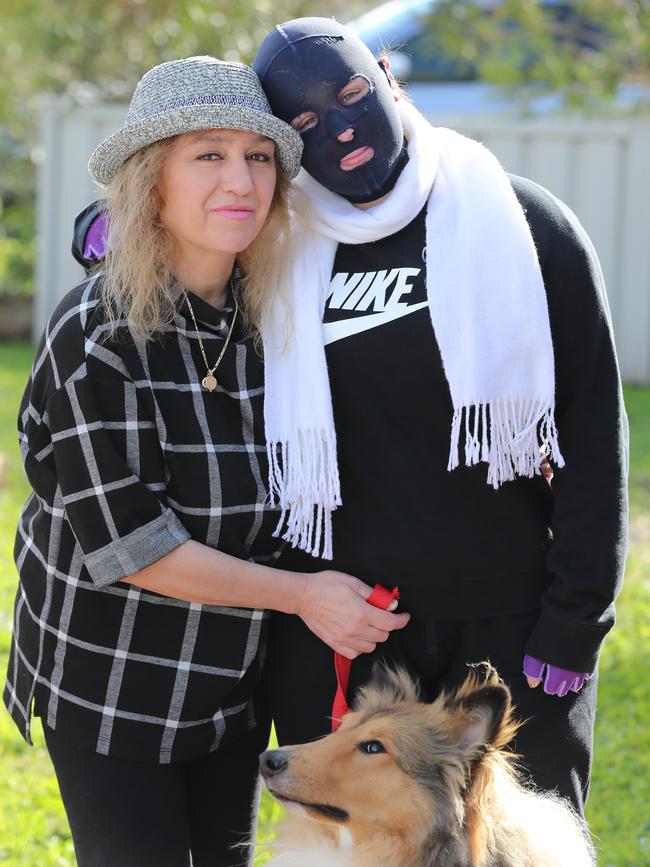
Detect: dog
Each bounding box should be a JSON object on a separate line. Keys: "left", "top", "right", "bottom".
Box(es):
{"left": 259, "top": 664, "right": 595, "bottom": 866}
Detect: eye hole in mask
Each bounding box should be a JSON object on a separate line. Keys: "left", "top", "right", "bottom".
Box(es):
{"left": 290, "top": 75, "right": 372, "bottom": 136}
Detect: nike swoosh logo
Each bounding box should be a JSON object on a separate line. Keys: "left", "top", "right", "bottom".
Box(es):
{"left": 323, "top": 301, "right": 429, "bottom": 345}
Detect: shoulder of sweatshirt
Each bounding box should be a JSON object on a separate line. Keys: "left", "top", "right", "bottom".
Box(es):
{"left": 507, "top": 173, "right": 602, "bottom": 275}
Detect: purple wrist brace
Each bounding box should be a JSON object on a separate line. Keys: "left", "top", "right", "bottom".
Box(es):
{"left": 523, "top": 654, "right": 592, "bottom": 697}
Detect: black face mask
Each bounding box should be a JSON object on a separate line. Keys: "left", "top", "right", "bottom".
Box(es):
{"left": 253, "top": 17, "right": 405, "bottom": 204}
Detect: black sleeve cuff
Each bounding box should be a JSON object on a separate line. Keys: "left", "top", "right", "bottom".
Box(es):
{"left": 524, "top": 605, "right": 615, "bottom": 673}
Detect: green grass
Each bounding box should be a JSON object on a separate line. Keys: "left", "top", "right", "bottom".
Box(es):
{"left": 1, "top": 343, "right": 649, "bottom": 866}
{"left": 586, "top": 385, "right": 650, "bottom": 866}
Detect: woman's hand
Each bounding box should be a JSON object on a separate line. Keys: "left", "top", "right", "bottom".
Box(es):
{"left": 294, "top": 570, "right": 410, "bottom": 659}
{"left": 122, "top": 542, "right": 408, "bottom": 657}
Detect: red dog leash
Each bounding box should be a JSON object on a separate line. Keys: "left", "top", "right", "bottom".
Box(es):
{"left": 331, "top": 584, "right": 400, "bottom": 731}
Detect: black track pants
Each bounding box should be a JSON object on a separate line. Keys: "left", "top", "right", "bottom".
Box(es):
{"left": 43, "top": 721, "right": 269, "bottom": 867}
{"left": 262, "top": 609, "right": 597, "bottom": 816}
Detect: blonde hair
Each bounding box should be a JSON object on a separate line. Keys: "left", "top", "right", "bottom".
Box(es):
{"left": 98, "top": 136, "right": 293, "bottom": 341}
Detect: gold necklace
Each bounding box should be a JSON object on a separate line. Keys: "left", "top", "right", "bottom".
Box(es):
{"left": 184, "top": 289, "right": 239, "bottom": 392}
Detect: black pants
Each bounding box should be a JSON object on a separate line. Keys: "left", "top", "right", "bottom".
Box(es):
{"left": 43, "top": 722, "right": 269, "bottom": 867}
{"left": 263, "top": 609, "right": 597, "bottom": 816}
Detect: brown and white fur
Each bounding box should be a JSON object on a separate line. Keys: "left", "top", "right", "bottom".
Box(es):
{"left": 259, "top": 665, "right": 595, "bottom": 866}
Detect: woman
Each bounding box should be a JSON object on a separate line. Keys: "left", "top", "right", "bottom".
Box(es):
{"left": 3, "top": 56, "right": 409, "bottom": 867}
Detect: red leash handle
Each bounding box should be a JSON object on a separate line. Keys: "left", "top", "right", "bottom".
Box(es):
{"left": 331, "top": 584, "right": 400, "bottom": 731}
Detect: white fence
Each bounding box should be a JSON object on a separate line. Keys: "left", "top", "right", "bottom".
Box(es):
{"left": 36, "top": 97, "right": 650, "bottom": 383}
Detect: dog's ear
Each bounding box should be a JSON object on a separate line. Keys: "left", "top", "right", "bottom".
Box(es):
{"left": 454, "top": 684, "right": 511, "bottom": 757}
{"left": 354, "top": 663, "right": 419, "bottom": 711}
{"left": 373, "top": 663, "right": 420, "bottom": 703}
{"left": 442, "top": 665, "right": 517, "bottom": 759}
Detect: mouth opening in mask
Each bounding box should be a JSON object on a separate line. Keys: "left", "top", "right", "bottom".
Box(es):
{"left": 341, "top": 144, "right": 409, "bottom": 204}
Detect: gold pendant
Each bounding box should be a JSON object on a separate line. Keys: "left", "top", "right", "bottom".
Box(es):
{"left": 202, "top": 374, "right": 217, "bottom": 392}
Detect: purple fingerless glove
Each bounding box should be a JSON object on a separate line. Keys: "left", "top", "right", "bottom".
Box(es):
{"left": 523, "top": 654, "right": 592, "bottom": 697}
{"left": 83, "top": 212, "right": 109, "bottom": 260}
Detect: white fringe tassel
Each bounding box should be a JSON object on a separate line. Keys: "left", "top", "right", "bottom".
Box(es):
{"left": 447, "top": 399, "right": 565, "bottom": 488}
{"left": 269, "top": 403, "right": 563, "bottom": 561}
{"left": 267, "top": 428, "right": 342, "bottom": 560}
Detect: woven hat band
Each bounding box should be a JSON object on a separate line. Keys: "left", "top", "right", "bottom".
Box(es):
{"left": 136, "top": 94, "right": 271, "bottom": 122}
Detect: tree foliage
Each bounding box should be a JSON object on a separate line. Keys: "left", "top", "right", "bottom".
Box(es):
{"left": 425, "top": 0, "right": 650, "bottom": 109}
{"left": 0, "top": 0, "right": 367, "bottom": 135}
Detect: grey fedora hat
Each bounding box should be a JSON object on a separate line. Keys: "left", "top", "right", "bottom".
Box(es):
{"left": 88, "top": 56, "right": 303, "bottom": 184}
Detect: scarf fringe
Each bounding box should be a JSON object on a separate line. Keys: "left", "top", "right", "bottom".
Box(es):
{"left": 447, "top": 399, "right": 565, "bottom": 488}
{"left": 267, "top": 428, "right": 342, "bottom": 559}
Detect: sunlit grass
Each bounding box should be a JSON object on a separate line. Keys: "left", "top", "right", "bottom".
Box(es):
{"left": 1, "top": 344, "right": 648, "bottom": 866}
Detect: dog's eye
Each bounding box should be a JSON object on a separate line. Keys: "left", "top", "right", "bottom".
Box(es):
{"left": 358, "top": 740, "right": 386, "bottom": 755}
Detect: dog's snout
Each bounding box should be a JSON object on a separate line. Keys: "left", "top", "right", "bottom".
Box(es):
{"left": 260, "top": 749, "right": 289, "bottom": 777}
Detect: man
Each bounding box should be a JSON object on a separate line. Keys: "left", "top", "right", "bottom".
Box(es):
{"left": 252, "top": 17, "right": 627, "bottom": 816}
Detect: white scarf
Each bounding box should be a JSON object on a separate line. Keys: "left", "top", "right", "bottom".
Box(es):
{"left": 262, "top": 100, "right": 563, "bottom": 560}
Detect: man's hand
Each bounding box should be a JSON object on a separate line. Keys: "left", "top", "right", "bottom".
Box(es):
{"left": 523, "top": 654, "right": 592, "bottom": 697}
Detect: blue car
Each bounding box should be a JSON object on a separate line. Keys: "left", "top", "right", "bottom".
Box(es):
{"left": 346, "top": 0, "right": 650, "bottom": 114}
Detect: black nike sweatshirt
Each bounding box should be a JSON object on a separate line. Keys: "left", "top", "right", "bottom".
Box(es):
{"left": 278, "top": 174, "right": 628, "bottom": 673}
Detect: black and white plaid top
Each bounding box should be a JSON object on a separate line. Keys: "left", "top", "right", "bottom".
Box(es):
{"left": 4, "top": 274, "right": 282, "bottom": 764}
